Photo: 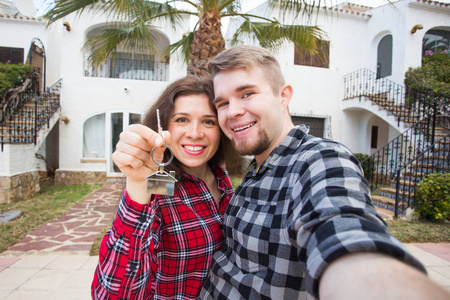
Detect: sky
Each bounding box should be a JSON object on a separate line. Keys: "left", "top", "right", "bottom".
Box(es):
{"left": 27, "top": 0, "right": 450, "bottom": 17}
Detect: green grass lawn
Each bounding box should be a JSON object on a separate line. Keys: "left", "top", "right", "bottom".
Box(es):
{"left": 0, "top": 183, "right": 102, "bottom": 253}
{"left": 386, "top": 219, "right": 450, "bottom": 243}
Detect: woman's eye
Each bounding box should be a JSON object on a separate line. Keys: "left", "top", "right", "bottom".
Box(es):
{"left": 174, "top": 117, "right": 188, "bottom": 123}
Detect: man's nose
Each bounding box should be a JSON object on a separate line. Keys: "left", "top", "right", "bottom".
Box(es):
{"left": 227, "top": 99, "right": 245, "bottom": 119}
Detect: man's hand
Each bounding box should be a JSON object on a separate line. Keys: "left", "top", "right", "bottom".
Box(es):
{"left": 319, "top": 252, "right": 450, "bottom": 300}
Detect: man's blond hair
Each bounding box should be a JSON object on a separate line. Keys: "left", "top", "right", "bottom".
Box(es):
{"left": 208, "top": 45, "right": 285, "bottom": 95}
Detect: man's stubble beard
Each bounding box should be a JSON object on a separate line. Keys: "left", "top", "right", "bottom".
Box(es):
{"left": 232, "top": 129, "right": 271, "bottom": 157}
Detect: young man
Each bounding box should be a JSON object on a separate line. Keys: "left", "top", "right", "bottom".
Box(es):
{"left": 199, "top": 45, "right": 450, "bottom": 299}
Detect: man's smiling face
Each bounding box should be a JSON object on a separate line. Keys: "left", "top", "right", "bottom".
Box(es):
{"left": 213, "top": 67, "right": 287, "bottom": 163}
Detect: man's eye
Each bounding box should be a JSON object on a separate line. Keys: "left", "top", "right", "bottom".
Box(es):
{"left": 216, "top": 101, "right": 228, "bottom": 109}
{"left": 243, "top": 91, "right": 254, "bottom": 98}
{"left": 203, "top": 119, "right": 217, "bottom": 125}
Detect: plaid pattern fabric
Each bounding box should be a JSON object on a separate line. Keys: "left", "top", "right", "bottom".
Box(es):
{"left": 200, "top": 126, "right": 425, "bottom": 300}
{"left": 92, "top": 165, "right": 233, "bottom": 300}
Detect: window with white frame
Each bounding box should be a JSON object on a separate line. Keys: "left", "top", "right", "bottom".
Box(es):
{"left": 83, "top": 113, "right": 106, "bottom": 158}
{"left": 294, "top": 40, "right": 330, "bottom": 68}
{"left": 423, "top": 29, "right": 450, "bottom": 56}
{"left": 291, "top": 115, "right": 326, "bottom": 138}
{"left": 376, "top": 35, "right": 393, "bottom": 79}
{"left": 0, "top": 47, "right": 24, "bottom": 64}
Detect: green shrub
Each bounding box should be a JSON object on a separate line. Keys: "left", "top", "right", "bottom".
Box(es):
{"left": 404, "top": 52, "right": 450, "bottom": 99}
{"left": 354, "top": 153, "right": 375, "bottom": 181}
{"left": 0, "top": 63, "right": 33, "bottom": 100}
{"left": 413, "top": 173, "right": 450, "bottom": 221}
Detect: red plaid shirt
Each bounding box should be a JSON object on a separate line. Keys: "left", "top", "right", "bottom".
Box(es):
{"left": 92, "top": 165, "right": 233, "bottom": 300}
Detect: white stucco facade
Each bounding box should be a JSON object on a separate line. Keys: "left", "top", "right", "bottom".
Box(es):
{"left": 227, "top": 0, "right": 449, "bottom": 155}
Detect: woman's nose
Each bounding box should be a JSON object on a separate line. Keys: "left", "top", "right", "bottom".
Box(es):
{"left": 186, "top": 122, "right": 203, "bottom": 139}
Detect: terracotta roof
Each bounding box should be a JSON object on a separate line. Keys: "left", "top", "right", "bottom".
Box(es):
{"left": 0, "top": 13, "right": 42, "bottom": 21}
{"left": 414, "top": 0, "right": 450, "bottom": 8}
{"left": 322, "top": 2, "right": 372, "bottom": 18}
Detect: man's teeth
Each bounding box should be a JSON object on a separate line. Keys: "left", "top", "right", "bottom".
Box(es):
{"left": 184, "top": 146, "right": 204, "bottom": 151}
{"left": 234, "top": 122, "right": 255, "bottom": 132}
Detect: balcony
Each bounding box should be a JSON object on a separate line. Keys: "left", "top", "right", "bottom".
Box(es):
{"left": 84, "top": 53, "right": 169, "bottom": 81}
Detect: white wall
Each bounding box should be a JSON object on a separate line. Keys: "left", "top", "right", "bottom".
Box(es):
{"left": 53, "top": 12, "right": 190, "bottom": 173}
{"left": 2, "top": 0, "right": 449, "bottom": 177}
{"left": 0, "top": 144, "right": 40, "bottom": 176}
{"left": 0, "top": 16, "right": 47, "bottom": 63}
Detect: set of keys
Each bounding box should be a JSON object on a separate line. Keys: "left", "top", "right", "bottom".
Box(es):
{"left": 145, "top": 109, "right": 178, "bottom": 195}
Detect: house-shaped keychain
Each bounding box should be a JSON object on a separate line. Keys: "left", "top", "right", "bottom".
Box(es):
{"left": 145, "top": 109, "right": 177, "bottom": 195}
{"left": 146, "top": 170, "right": 177, "bottom": 195}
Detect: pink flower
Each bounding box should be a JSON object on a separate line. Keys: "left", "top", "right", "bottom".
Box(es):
{"left": 441, "top": 50, "right": 448, "bottom": 54}
{"left": 425, "top": 50, "right": 433, "bottom": 56}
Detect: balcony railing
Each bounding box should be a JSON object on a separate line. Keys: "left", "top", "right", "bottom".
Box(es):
{"left": 0, "top": 79, "right": 62, "bottom": 150}
{"left": 85, "top": 59, "right": 169, "bottom": 81}
{"left": 392, "top": 133, "right": 450, "bottom": 217}
{"left": 344, "top": 68, "right": 450, "bottom": 216}
{"left": 343, "top": 68, "right": 450, "bottom": 127}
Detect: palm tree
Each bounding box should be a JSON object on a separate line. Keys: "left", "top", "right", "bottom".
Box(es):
{"left": 45, "top": 0, "right": 326, "bottom": 77}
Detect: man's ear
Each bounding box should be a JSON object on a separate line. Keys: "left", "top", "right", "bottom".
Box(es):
{"left": 280, "top": 84, "right": 293, "bottom": 109}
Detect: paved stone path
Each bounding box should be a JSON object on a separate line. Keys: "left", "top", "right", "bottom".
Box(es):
{"left": 5, "top": 182, "right": 124, "bottom": 254}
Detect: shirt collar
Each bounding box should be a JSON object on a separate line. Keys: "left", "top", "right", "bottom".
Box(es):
{"left": 180, "top": 164, "right": 230, "bottom": 191}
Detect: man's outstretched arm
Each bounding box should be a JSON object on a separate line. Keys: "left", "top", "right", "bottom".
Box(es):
{"left": 319, "top": 252, "right": 450, "bottom": 300}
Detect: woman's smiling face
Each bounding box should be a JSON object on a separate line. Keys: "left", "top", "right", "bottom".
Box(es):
{"left": 168, "top": 94, "right": 220, "bottom": 174}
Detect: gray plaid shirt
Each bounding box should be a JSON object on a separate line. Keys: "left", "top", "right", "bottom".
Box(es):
{"left": 200, "top": 125, "right": 425, "bottom": 299}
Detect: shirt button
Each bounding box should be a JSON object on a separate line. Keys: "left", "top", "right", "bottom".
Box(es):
{"left": 138, "top": 215, "right": 147, "bottom": 223}
{"left": 130, "top": 263, "right": 138, "bottom": 272}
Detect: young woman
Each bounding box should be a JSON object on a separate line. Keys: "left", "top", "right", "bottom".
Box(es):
{"left": 91, "top": 76, "right": 234, "bottom": 300}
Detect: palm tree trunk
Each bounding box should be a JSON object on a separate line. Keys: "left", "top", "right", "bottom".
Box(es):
{"left": 187, "top": 9, "right": 225, "bottom": 77}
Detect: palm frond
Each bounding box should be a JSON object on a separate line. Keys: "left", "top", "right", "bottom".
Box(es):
{"left": 219, "top": 0, "right": 241, "bottom": 13}
{"left": 267, "top": 0, "right": 326, "bottom": 23}
{"left": 45, "top": 0, "right": 151, "bottom": 24}
{"left": 83, "top": 22, "right": 158, "bottom": 68}
{"left": 231, "top": 19, "right": 325, "bottom": 54}
{"left": 138, "top": 1, "right": 193, "bottom": 31}
{"left": 167, "top": 31, "right": 195, "bottom": 65}
{"left": 44, "top": 0, "right": 99, "bottom": 23}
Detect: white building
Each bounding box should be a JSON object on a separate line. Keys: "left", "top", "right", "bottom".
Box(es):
{"left": 0, "top": 0, "right": 449, "bottom": 203}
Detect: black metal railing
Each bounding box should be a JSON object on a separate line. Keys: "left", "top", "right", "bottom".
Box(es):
{"left": 85, "top": 59, "right": 170, "bottom": 81}
{"left": 343, "top": 68, "right": 450, "bottom": 127}
{"left": 360, "top": 101, "right": 446, "bottom": 192}
{"left": 1, "top": 79, "right": 62, "bottom": 150}
{"left": 345, "top": 68, "right": 450, "bottom": 216}
{"left": 392, "top": 133, "right": 450, "bottom": 217}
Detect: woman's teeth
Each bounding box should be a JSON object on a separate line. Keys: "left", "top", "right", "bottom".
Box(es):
{"left": 184, "top": 145, "right": 204, "bottom": 151}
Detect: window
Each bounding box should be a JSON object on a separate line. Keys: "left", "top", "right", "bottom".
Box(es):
{"left": 82, "top": 110, "right": 142, "bottom": 174}
{"left": 376, "top": 35, "right": 392, "bottom": 79}
{"left": 371, "top": 126, "right": 378, "bottom": 149}
{"left": 83, "top": 113, "right": 106, "bottom": 158}
{"left": 111, "top": 52, "right": 154, "bottom": 80}
{"left": 0, "top": 47, "right": 24, "bottom": 64}
{"left": 291, "top": 116, "right": 325, "bottom": 138}
{"left": 294, "top": 41, "right": 330, "bottom": 68}
{"left": 423, "top": 29, "right": 450, "bottom": 56}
